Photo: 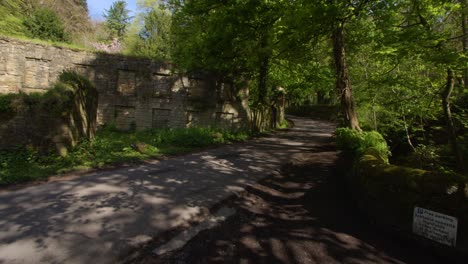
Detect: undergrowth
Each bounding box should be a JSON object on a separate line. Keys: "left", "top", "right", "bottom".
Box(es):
{"left": 335, "top": 127, "right": 391, "bottom": 163}
{"left": 0, "top": 126, "right": 251, "bottom": 185}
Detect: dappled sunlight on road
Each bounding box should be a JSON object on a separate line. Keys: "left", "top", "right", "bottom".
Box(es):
{"left": 0, "top": 117, "right": 335, "bottom": 263}
{"left": 149, "top": 137, "right": 442, "bottom": 264}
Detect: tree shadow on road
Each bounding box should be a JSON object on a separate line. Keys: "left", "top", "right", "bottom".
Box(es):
{"left": 147, "top": 144, "right": 443, "bottom": 264}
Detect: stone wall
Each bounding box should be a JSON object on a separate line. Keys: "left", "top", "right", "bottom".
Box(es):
{"left": 0, "top": 37, "right": 251, "bottom": 138}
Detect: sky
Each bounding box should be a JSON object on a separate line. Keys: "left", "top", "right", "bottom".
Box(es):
{"left": 87, "top": 0, "right": 138, "bottom": 21}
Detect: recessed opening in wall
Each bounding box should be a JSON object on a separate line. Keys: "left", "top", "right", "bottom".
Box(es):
{"left": 114, "top": 105, "right": 136, "bottom": 130}
{"left": 117, "top": 70, "right": 136, "bottom": 96}
{"left": 217, "top": 82, "right": 233, "bottom": 102}
{"left": 152, "top": 108, "right": 171, "bottom": 129}
{"left": 186, "top": 78, "right": 206, "bottom": 98}
{"left": 24, "top": 57, "right": 51, "bottom": 89}
{"left": 215, "top": 112, "right": 234, "bottom": 129}
{"left": 185, "top": 110, "right": 200, "bottom": 127}
{"left": 152, "top": 74, "right": 173, "bottom": 98}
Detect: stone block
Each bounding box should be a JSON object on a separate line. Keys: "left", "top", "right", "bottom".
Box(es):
{"left": 152, "top": 108, "right": 171, "bottom": 129}
{"left": 23, "top": 58, "right": 50, "bottom": 89}
{"left": 114, "top": 105, "right": 136, "bottom": 130}
{"left": 215, "top": 112, "right": 234, "bottom": 129}
{"left": 153, "top": 75, "right": 173, "bottom": 97}
{"left": 117, "top": 70, "right": 136, "bottom": 96}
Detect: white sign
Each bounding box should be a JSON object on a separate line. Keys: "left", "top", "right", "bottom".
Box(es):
{"left": 413, "top": 207, "right": 458, "bottom": 247}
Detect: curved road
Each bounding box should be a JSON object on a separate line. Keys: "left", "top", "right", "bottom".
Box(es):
{"left": 0, "top": 117, "right": 443, "bottom": 263}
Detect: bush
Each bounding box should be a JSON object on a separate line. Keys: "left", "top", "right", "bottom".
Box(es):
{"left": 23, "top": 8, "right": 69, "bottom": 42}
{"left": 335, "top": 127, "right": 390, "bottom": 162}
{"left": 0, "top": 71, "right": 91, "bottom": 118}
{"left": 0, "top": 93, "right": 18, "bottom": 113}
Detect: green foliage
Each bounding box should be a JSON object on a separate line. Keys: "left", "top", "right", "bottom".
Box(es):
{"left": 335, "top": 127, "right": 391, "bottom": 162}
{"left": 0, "top": 94, "right": 19, "bottom": 114}
{"left": 104, "top": 0, "right": 132, "bottom": 39}
{"left": 278, "top": 119, "right": 290, "bottom": 129}
{"left": 125, "top": 5, "right": 172, "bottom": 60}
{"left": 0, "top": 71, "right": 93, "bottom": 120}
{"left": 0, "top": 127, "right": 251, "bottom": 185}
{"left": 0, "top": 0, "right": 28, "bottom": 37}
{"left": 0, "top": 0, "right": 91, "bottom": 46}
{"left": 58, "top": 69, "right": 95, "bottom": 93}
{"left": 23, "top": 8, "right": 69, "bottom": 42}
{"left": 407, "top": 144, "right": 441, "bottom": 171}
{"left": 170, "top": 0, "right": 290, "bottom": 95}
{"left": 37, "top": 71, "right": 92, "bottom": 114}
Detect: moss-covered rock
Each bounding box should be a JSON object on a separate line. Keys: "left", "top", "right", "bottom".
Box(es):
{"left": 353, "top": 148, "right": 468, "bottom": 248}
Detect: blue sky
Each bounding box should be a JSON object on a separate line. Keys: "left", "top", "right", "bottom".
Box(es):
{"left": 88, "top": 0, "right": 138, "bottom": 21}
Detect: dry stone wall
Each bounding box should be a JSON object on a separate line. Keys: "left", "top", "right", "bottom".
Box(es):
{"left": 0, "top": 37, "right": 251, "bottom": 144}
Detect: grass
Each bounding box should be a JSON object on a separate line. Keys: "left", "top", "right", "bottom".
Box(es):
{"left": 0, "top": 126, "right": 251, "bottom": 185}
{"left": 0, "top": 34, "right": 90, "bottom": 51}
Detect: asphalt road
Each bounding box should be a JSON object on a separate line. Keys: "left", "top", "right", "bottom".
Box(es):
{"left": 137, "top": 118, "right": 447, "bottom": 264}
{"left": 0, "top": 116, "right": 336, "bottom": 264}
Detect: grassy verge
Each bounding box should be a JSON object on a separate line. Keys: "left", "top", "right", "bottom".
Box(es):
{"left": 0, "top": 126, "right": 251, "bottom": 185}
{"left": 0, "top": 34, "right": 90, "bottom": 51}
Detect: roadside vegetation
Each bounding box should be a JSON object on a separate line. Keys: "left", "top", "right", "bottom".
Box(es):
{"left": 0, "top": 126, "right": 250, "bottom": 185}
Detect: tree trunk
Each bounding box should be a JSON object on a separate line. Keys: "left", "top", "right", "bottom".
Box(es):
{"left": 462, "top": 0, "right": 468, "bottom": 88}
{"left": 258, "top": 55, "right": 269, "bottom": 104}
{"left": 332, "top": 25, "right": 361, "bottom": 131}
{"left": 442, "top": 68, "right": 465, "bottom": 173}
{"left": 258, "top": 33, "right": 270, "bottom": 105}
{"left": 257, "top": 34, "right": 273, "bottom": 129}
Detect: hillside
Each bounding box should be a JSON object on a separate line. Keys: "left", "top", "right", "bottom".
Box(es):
{"left": 0, "top": 0, "right": 90, "bottom": 41}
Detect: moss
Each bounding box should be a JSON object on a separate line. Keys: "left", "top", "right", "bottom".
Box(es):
{"left": 353, "top": 148, "right": 468, "bottom": 243}
{"left": 336, "top": 128, "right": 390, "bottom": 162}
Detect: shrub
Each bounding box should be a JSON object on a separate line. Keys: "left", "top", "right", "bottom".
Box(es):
{"left": 335, "top": 127, "right": 390, "bottom": 162}
{"left": 335, "top": 127, "right": 363, "bottom": 151}
{"left": 23, "top": 8, "right": 69, "bottom": 42}
{"left": 0, "top": 93, "right": 18, "bottom": 113}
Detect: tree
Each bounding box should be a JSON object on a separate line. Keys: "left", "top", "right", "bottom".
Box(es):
{"left": 328, "top": 1, "right": 377, "bottom": 131}
{"left": 103, "top": 0, "right": 132, "bottom": 39}
{"left": 281, "top": 0, "right": 373, "bottom": 130}
{"left": 171, "top": 0, "right": 290, "bottom": 101}
{"left": 23, "top": 7, "right": 69, "bottom": 42}
{"left": 126, "top": 1, "right": 172, "bottom": 60}
{"left": 337, "top": 0, "right": 466, "bottom": 173}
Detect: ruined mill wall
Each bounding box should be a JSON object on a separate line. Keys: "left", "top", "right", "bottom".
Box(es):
{"left": 0, "top": 37, "right": 250, "bottom": 132}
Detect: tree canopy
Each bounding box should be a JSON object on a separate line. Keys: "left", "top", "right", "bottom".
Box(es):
{"left": 104, "top": 0, "right": 132, "bottom": 39}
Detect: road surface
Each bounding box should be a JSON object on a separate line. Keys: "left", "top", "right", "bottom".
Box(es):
{"left": 0, "top": 116, "right": 335, "bottom": 263}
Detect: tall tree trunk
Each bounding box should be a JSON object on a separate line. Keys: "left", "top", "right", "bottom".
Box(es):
{"left": 258, "top": 34, "right": 270, "bottom": 105}
{"left": 258, "top": 56, "right": 269, "bottom": 104}
{"left": 257, "top": 34, "right": 272, "bottom": 129}
{"left": 462, "top": 0, "right": 467, "bottom": 88}
{"left": 442, "top": 68, "right": 465, "bottom": 173}
{"left": 332, "top": 25, "right": 361, "bottom": 131}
